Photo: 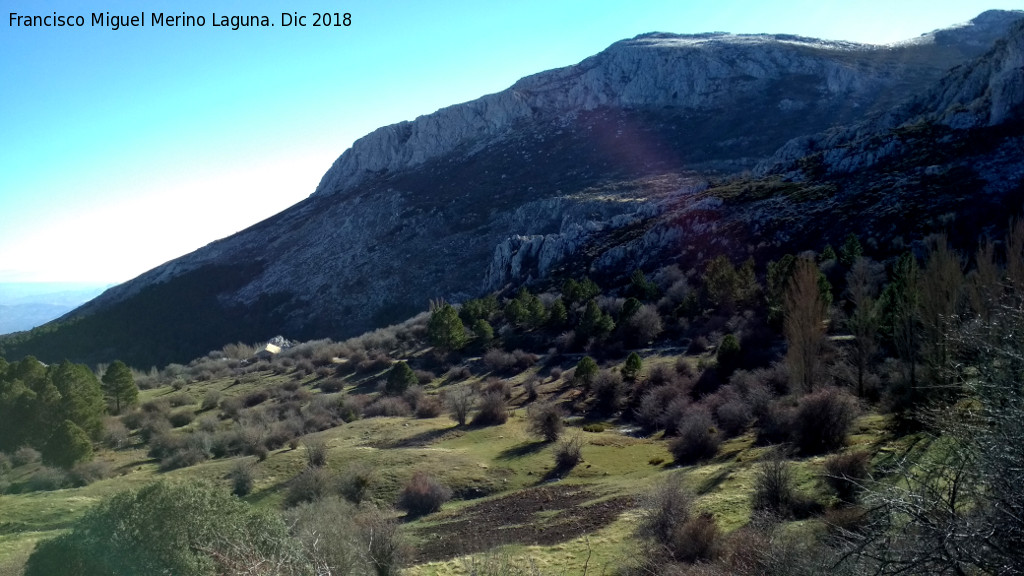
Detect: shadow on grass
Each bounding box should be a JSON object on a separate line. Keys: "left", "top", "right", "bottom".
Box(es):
{"left": 695, "top": 465, "right": 732, "bottom": 495}
{"left": 496, "top": 440, "right": 547, "bottom": 460}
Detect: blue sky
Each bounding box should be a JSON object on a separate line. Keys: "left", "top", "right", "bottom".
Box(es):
{"left": 0, "top": 0, "right": 1016, "bottom": 283}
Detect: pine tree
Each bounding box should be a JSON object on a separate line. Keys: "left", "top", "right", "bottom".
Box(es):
{"left": 622, "top": 352, "right": 643, "bottom": 381}
{"left": 574, "top": 356, "right": 599, "bottom": 389}
{"left": 50, "top": 361, "right": 105, "bottom": 439}
{"left": 102, "top": 360, "right": 138, "bottom": 414}
{"left": 428, "top": 303, "right": 467, "bottom": 351}
{"left": 385, "top": 361, "right": 417, "bottom": 396}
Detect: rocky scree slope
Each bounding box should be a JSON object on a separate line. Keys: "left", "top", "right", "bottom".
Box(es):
{"left": 6, "top": 11, "right": 1022, "bottom": 368}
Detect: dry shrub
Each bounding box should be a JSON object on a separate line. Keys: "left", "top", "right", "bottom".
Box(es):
{"left": 287, "top": 466, "right": 334, "bottom": 506}
{"left": 553, "top": 434, "right": 583, "bottom": 472}
{"left": 549, "top": 367, "right": 564, "bottom": 381}
{"left": 159, "top": 446, "right": 208, "bottom": 471}
{"left": 414, "top": 395, "right": 443, "bottom": 418}
{"left": 398, "top": 471, "right": 451, "bottom": 517}
{"left": 141, "top": 398, "right": 171, "bottom": 416}
{"left": 228, "top": 459, "right": 256, "bottom": 496}
{"left": 638, "top": 476, "right": 694, "bottom": 545}
{"left": 638, "top": 476, "right": 722, "bottom": 564}
{"left": 338, "top": 463, "right": 377, "bottom": 504}
{"left": 471, "top": 393, "right": 508, "bottom": 426}
{"left": 755, "top": 399, "right": 795, "bottom": 446}
{"left": 219, "top": 396, "right": 244, "bottom": 419}
{"left": 822, "top": 450, "right": 871, "bottom": 503}
{"left": 792, "top": 387, "right": 859, "bottom": 454}
{"left": 362, "top": 397, "right": 412, "bottom": 418}
{"left": 139, "top": 416, "right": 172, "bottom": 444}
{"left": 752, "top": 454, "right": 796, "bottom": 517}
{"left": 670, "top": 513, "right": 722, "bottom": 563}
{"left": 591, "top": 369, "right": 625, "bottom": 415}
{"left": 356, "top": 351, "right": 392, "bottom": 374}
{"left": 524, "top": 379, "right": 539, "bottom": 401}
{"left": 242, "top": 390, "right": 270, "bottom": 407}
{"left": 823, "top": 505, "right": 868, "bottom": 542}
{"left": 414, "top": 370, "right": 436, "bottom": 385}
{"left": 527, "top": 402, "right": 564, "bottom": 442}
{"left": 716, "top": 398, "right": 753, "bottom": 438}
{"left": 669, "top": 407, "right": 721, "bottom": 464}
{"left": 445, "top": 386, "right": 477, "bottom": 426}
{"left": 200, "top": 390, "right": 221, "bottom": 411}
{"left": 69, "top": 460, "right": 114, "bottom": 486}
{"left": 103, "top": 418, "right": 130, "bottom": 449}
{"left": 304, "top": 438, "right": 329, "bottom": 467}
{"left": 484, "top": 378, "right": 512, "bottom": 399}
{"left": 168, "top": 409, "right": 195, "bottom": 428}
{"left": 166, "top": 392, "right": 193, "bottom": 408}
{"left": 482, "top": 349, "right": 537, "bottom": 374}
{"left": 318, "top": 378, "right": 346, "bottom": 393}
{"left": 25, "top": 466, "right": 70, "bottom": 491}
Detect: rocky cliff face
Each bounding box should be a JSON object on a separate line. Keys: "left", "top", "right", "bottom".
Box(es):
{"left": 313, "top": 12, "right": 1021, "bottom": 198}
{"left": 9, "top": 10, "right": 1023, "bottom": 368}
{"left": 757, "top": 16, "right": 1024, "bottom": 179}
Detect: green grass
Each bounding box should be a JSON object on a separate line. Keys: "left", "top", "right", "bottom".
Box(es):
{"left": 0, "top": 354, "right": 904, "bottom": 574}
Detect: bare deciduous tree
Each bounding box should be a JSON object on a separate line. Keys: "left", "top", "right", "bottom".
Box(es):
{"left": 784, "top": 258, "right": 828, "bottom": 393}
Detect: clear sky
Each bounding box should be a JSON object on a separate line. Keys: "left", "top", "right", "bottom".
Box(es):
{"left": 0, "top": 0, "right": 1017, "bottom": 283}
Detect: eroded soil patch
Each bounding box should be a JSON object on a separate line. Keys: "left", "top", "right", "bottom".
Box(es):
{"left": 409, "top": 484, "right": 634, "bottom": 563}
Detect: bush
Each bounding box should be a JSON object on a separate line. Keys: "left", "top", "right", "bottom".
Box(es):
{"left": 527, "top": 402, "right": 565, "bottom": 442}
{"left": 591, "top": 369, "right": 624, "bottom": 415}
{"left": 398, "top": 471, "right": 451, "bottom": 517}
{"left": 25, "top": 466, "right": 71, "bottom": 491}
{"left": 362, "top": 397, "right": 412, "bottom": 418}
{"left": 750, "top": 453, "right": 819, "bottom": 520}
{"left": 286, "top": 466, "right": 334, "bottom": 506}
{"left": 242, "top": 390, "right": 270, "bottom": 408}
{"left": 159, "top": 447, "right": 208, "bottom": 471}
{"left": 620, "top": 304, "right": 663, "bottom": 347}
{"left": 228, "top": 459, "right": 255, "bottom": 496}
{"left": 668, "top": 408, "right": 720, "bottom": 464}
{"left": 715, "top": 398, "right": 753, "bottom": 438}
{"left": 23, "top": 480, "right": 297, "bottom": 576}
{"left": 792, "top": 388, "right": 859, "bottom": 454}
{"left": 166, "top": 392, "right": 193, "bottom": 408}
{"left": 103, "top": 418, "right": 130, "bottom": 449}
{"left": 471, "top": 393, "right": 508, "bottom": 427}
{"left": 200, "top": 390, "right": 221, "bottom": 411}
{"left": 823, "top": 451, "right": 871, "bottom": 503}
{"left": 70, "top": 460, "right": 114, "bottom": 486}
{"left": 414, "top": 395, "right": 443, "bottom": 418}
{"left": 669, "top": 513, "right": 722, "bottom": 563}
{"left": 338, "top": 463, "right": 376, "bottom": 505}
{"left": 219, "top": 396, "right": 244, "bottom": 419}
{"left": 317, "top": 378, "right": 346, "bottom": 393}
{"left": 755, "top": 399, "right": 795, "bottom": 445}
{"left": 482, "top": 349, "right": 537, "bottom": 375}
{"left": 304, "top": 438, "right": 328, "bottom": 467}
{"left": 553, "top": 434, "right": 583, "bottom": 472}
{"left": 445, "top": 386, "right": 476, "bottom": 426}
{"left": 638, "top": 475, "right": 693, "bottom": 546}
{"left": 168, "top": 409, "right": 195, "bottom": 428}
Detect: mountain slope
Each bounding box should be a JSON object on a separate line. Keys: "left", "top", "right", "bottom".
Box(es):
{"left": 3, "top": 10, "right": 1022, "bottom": 368}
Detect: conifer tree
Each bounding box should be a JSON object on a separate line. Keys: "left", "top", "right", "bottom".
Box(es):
{"left": 102, "top": 360, "right": 138, "bottom": 414}
{"left": 428, "top": 303, "right": 467, "bottom": 352}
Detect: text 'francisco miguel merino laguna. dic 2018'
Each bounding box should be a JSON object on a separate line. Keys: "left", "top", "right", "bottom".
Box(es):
{"left": 9, "top": 11, "right": 352, "bottom": 30}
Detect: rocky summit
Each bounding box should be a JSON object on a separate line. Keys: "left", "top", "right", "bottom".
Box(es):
{"left": 5, "top": 10, "right": 1023, "bottom": 368}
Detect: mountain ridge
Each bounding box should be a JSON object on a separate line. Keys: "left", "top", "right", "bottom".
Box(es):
{"left": 5, "top": 10, "right": 1024, "bottom": 368}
